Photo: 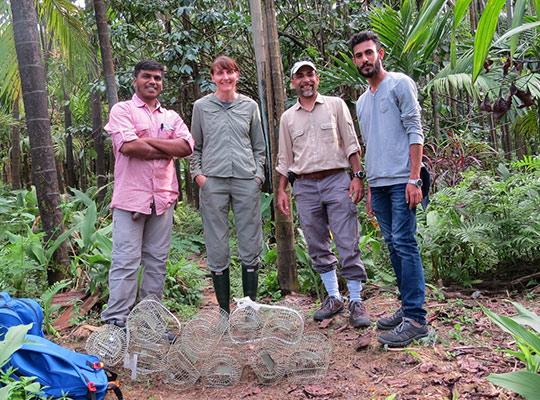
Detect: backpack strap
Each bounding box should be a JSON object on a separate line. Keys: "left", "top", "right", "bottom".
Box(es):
{"left": 105, "top": 368, "right": 124, "bottom": 400}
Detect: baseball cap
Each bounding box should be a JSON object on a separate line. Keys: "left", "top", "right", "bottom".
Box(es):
{"left": 290, "top": 60, "right": 317, "bottom": 77}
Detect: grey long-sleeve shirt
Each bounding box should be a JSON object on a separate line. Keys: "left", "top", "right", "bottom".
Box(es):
{"left": 190, "top": 93, "right": 266, "bottom": 183}
{"left": 356, "top": 72, "right": 423, "bottom": 187}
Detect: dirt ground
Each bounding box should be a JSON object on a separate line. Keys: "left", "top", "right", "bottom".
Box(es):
{"left": 66, "top": 283, "right": 539, "bottom": 400}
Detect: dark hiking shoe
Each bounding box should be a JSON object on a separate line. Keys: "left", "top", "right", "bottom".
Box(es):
{"left": 313, "top": 296, "right": 344, "bottom": 321}
{"left": 377, "top": 317, "right": 428, "bottom": 347}
{"left": 376, "top": 308, "right": 404, "bottom": 330}
{"left": 348, "top": 301, "right": 371, "bottom": 328}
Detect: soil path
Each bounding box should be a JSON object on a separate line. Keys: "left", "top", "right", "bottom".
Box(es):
{"left": 68, "top": 283, "right": 537, "bottom": 400}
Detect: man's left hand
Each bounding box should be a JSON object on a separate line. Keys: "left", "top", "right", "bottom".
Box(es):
{"left": 405, "top": 184, "right": 422, "bottom": 209}
{"left": 348, "top": 177, "right": 365, "bottom": 204}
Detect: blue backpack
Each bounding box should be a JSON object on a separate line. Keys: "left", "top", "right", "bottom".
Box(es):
{"left": 4, "top": 334, "right": 123, "bottom": 400}
{"left": 0, "top": 292, "right": 44, "bottom": 339}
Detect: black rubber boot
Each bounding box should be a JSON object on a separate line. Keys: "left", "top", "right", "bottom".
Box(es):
{"left": 211, "top": 269, "right": 230, "bottom": 314}
{"left": 242, "top": 264, "right": 259, "bottom": 301}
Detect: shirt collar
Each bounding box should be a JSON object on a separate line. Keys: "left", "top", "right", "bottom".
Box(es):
{"left": 293, "top": 93, "right": 324, "bottom": 110}
{"left": 132, "top": 93, "right": 163, "bottom": 112}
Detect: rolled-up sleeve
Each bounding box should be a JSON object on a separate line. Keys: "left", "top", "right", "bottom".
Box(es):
{"left": 171, "top": 111, "right": 194, "bottom": 153}
{"left": 396, "top": 78, "right": 423, "bottom": 145}
{"left": 189, "top": 102, "right": 203, "bottom": 179}
{"left": 105, "top": 102, "right": 138, "bottom": 153}
{"left": 276, "top": 114, "right": 293, "bottom": 177}
{"left": 335, "top": 98, "right": 360, "bottom": 158}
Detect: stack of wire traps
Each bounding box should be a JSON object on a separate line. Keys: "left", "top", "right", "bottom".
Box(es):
{"left": 86, "top": 297, "right": 333, "bottom": 388}
{"left": 125, "top": 296, "right": 181, "bottom": 376}
{"left": 287, "top": 331, "right": 332, "bottom": 383}
{"left": 85, "top": 323, "right": 127, "bottom": 366}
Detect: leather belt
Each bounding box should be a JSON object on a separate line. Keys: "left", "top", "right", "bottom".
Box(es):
{"left": 296, "top": 168, "right": 345, "bottom": 180}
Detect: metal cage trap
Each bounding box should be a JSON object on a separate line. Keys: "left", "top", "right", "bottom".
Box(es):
{"left": 286, "top": 331, "right": 332, "bottom": 384}
{"left": 85, "top": 323, "right": 127, "bottom": 366}
{"left": 124, "top": 296, "right": 182, "bottom": 378}
{"left": 178, "top": 308, "right": 229, "bottom": 364}
{"left": 229, "top": 297, "right": 304, "bottom": 345}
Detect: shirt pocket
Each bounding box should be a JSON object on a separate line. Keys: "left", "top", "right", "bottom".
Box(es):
{"left": 320, "top": 122, "right": 337, "bottom": 143}
{"left": 291, "top": 129, "right": 305, "bottom": 144}
{"left": 379, "top": 96, "right": 392, "bottom": 113}
{"left": 134, "top": 123, "right": 151, "bottom": 138}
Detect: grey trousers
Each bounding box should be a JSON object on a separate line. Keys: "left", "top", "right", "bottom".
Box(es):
{"left": 199, "top": 177, "right": 262, "bottom": 272}
{"left": 293, "top": 171, "right": 367, "bottom": 281}
{"left": 101, "top": 206, "right": 174, "bottom": 324}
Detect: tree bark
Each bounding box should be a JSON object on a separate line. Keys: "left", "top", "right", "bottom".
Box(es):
{"left": 10, "top": 0, "right": 69, "bottom": 283}
{"left": 91, "top": 89, "right": 107, "bottom": 202}
{"left": 93, "top": 0, "right": 118, "bottom": 108}
{"left": 63, "top": 80, "right": 76, "bottom": 190}
{"left": 250, "top": 0, "right": 298, "bottom": 294}
{"left": 10, "top": 98, "right": 22, "bottom": 190}
{"left": 431, "top": 90, "right": 441, "bottom": 140}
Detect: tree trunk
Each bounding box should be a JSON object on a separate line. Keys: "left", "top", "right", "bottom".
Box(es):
{"left": 431, "top": 90, "right": 441, "bottom": 140}
{"left": 250, "top": 0, "right": 298, "bottom": 294}
{"left": 91, "top": 89, "right": 107, "bottom": 202}
{"left": 63, "top": 80, "right": 76, "bottom": 190}
{"left": 10, "top": 98, "right": 22, "bottom": 190}
{"left": 93, "top": 0, "right": 118, "bottom": 108}
{"left": 10, "top": 0, "right": 69, "bottom": 283}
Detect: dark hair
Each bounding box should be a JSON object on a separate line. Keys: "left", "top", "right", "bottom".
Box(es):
{"left": 210, "top": 55, "right": 239, "bottom": 75}
{"left": 133, "top": 60, "right": 165, "bottom": 77}
{"left": 349, "top": 31, "right": 382, "bottom": 51}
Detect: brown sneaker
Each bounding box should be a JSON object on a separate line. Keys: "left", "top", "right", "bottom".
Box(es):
{"left": 348, "top": 301, "right": 371, "bottom": 328}
{"left": 313, "top": 296, "right": 344, "bottom": 321}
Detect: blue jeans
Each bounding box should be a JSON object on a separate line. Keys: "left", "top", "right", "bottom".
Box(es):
{"left": 370, "top": 184, "right": 426, "bottom": 325}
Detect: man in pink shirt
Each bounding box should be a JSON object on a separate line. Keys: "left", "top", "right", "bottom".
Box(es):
{"left": 101, "top": 60, "right": 194, "bottom": 327}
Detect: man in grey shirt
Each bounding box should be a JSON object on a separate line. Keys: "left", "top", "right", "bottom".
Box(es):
{"left": 351, "top": 31, "right": 428, "bottom": 347}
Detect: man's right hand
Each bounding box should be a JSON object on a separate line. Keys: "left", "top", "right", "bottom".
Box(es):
{"left": 195, "top": 175, "right": 207, "bottom": 188}
{"left": 276, "top": 189, "right": 290, "bottom": 217}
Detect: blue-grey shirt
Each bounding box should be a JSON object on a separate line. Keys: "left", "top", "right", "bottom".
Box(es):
{"left": 356, "top": 72, "right": 423, "bottom": 187}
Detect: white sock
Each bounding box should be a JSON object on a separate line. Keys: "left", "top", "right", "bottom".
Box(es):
{"left": 320, "top": 270, "right": 341, "bottom": 300}
{"left": 347, "top": 280, "right": 363, "bottom": 303}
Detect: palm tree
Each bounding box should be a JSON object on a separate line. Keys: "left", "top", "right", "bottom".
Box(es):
{"left": 9, "top": 0, "right": 69, "bottom": 282}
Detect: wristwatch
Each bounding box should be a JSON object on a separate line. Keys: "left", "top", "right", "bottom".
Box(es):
{"left": 408, "top": 178, "right": 423, "bottom": 188}
{"left": 353, "top": 170, "right": 366, "bottom": 180}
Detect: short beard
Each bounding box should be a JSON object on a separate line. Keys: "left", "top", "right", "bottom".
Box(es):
{"left": 358, "top": 59, "right": 381, "bottom": 78}
{"left": 297, "top": 86, "right": 315, "bottom": 98}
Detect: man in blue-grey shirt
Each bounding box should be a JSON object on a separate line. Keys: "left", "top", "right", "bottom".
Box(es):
{"left": 351, "top": 31, "right": 428, "bottom": 347}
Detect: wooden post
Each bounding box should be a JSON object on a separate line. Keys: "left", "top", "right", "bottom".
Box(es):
{"left": 249, "top": 0, "right": 298, "bottom": 294}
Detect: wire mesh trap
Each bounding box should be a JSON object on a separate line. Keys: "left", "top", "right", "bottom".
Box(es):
{"left": 249, "top": 337, "right": 292, "bottom": 385}
{"left": 229, "top": 297, "right": 304, "bottom": 345}
{"left": 125, "top": 296, "right": 182, "bottom": 377}
{"left": 161, "top": 342, "right": 200, "bottom": 388}
{"left": 179, "top": 308, "right": 229, "bottom": 363}
{"left": 200, "top": 347, "right": 243, "bottom": 388}
{"left": 85, "top": 324, "right": 127, "bottom": 366}
{"left": 286, "top": 331, "right": 332, "bottom": 384}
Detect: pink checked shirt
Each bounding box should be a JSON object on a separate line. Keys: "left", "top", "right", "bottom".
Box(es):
{"left": 105, "top": 94, "right": 194, "bottom": 215}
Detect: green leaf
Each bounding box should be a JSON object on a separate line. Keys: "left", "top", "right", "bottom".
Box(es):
{"left": 536, "top": 0, "right": 540, "bottom": 20}
{"left": 510, "top": 301, "right": 540, "bottom": 334}
{"left": 494, "top": 21, "right": 540, "bottom": 46}
{"left": 472, "top": 0, "right": 506, "bottom": 83}
{"left": 453, "top": 0, "right": 473, "bottom": 29}
{"left": 484, "top": 307, "right": 540, "bottom": 354}
{"left": 403, "top": 0, "right": 446, "bottom": 53}
{"left": 487, "top": 371, "right": 540, "bottom": 399}
{"left": 0, "top": 324, "right": 31, "bottom": 367}
{"left": 510, "top": 0, "right": 528, "bottom": 56}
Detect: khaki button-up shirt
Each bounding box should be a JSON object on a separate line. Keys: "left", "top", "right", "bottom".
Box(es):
{"left": 276, "top": 94, "right": 360, "bottom": 176}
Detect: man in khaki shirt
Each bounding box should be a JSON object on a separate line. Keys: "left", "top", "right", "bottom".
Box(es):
{"left": 276, "top": 61, "right": 370, "bottom": 328}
